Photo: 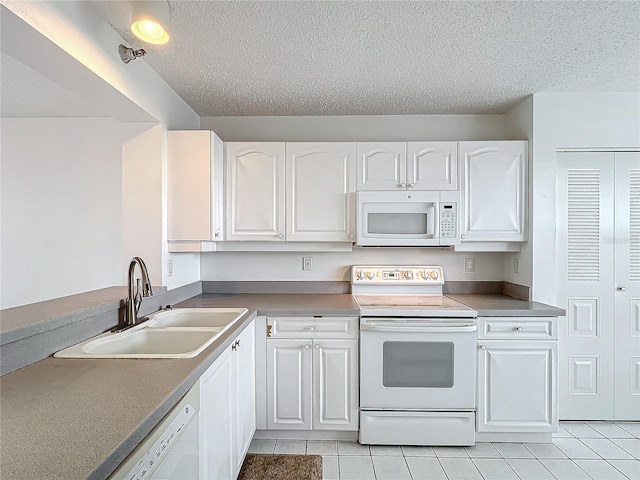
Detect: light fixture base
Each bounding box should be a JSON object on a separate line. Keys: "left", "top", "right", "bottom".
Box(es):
{"left": 119, "top": 44, "right": 147, "bottom": 64}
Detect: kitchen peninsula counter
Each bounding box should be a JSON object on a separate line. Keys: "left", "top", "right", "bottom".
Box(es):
{"left": 0, "top": 293, "right": 357, "bottom": 480}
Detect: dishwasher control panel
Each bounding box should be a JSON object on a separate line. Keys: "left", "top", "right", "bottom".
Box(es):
{"left": 120, "top": 402, "right": 196, "bottom": 480}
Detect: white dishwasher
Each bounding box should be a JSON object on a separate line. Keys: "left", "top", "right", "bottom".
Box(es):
{"left": 109, "top": 382, "right": 200, "bottom": 480}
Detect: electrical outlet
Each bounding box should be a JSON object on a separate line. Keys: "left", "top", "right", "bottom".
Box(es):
{"left": 514, "top": 258, "right": 520, "bottom": 274}
{"left": 464, "top": 257, "right": 475, "bottom": 273}
{"left": 168, "top": 259, "right": 173, "bottom": 277}
{"left": 302, "top": 257, "right": 312, "bottom": 271}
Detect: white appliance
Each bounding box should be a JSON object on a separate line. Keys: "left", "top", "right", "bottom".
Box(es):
{"left": 356, "top": 191, "right": 460, "bottom": 246}
{"left": 109, "top": 383, "right": 200, "bottom": 480}
{"left": 353, "top": 265, "right": 478, "bottom": 446}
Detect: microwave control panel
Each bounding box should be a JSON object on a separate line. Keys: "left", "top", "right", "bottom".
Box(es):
{"left": 439, "top": 203, "right": 457, "bottom": 238}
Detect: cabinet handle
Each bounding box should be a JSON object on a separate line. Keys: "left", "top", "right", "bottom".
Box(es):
{"left": 515, "top": 327, "right": 523, "bottom": 332}
{"left": 314, "top": 344, "right": 320, "bottom": 350}
{"left": 277, "top": 233, "right": 283, "bottom": 239}
{"left": 232, "top": 342, "right": 237, "bottom": 351}
{"left": 309, "top": 326, "right": 315, "bottom": 332}
{"left": 400, "top": 183, "right": 407, "bottom": 188}
{"left": 236, "top": 339, "right": 241, "bottom": 347}
{"left": 617, "top": 286, "right": 626, "bottom": 292}
{"left": 304, "top": 344, "right": 310, "bottom": 350}
{"left": 214, "top": 232, "right": 220, "bottom": 238}
{"left": 266, "top": 324, "right": 273, "bottom": 338}
{"left": 480, "top": 345, "right": 486, "bottom": 351}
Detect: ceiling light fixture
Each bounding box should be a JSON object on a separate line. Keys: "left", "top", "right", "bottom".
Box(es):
{"left": 130, "top": 0, "right": 170, "bottom": 45}
{"left": 119, "top": 44, "right": 147, "bottom": 64}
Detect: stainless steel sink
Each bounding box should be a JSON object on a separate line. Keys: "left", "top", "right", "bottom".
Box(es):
{"left": 54, "top": 308, "right": 249, "bottom": 359}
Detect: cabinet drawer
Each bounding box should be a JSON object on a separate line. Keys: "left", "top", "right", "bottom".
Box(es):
{"left": 267, "top": 316, "right": 358, "bottom": 339}
{"left": 478, "top": 317, "right": 557, "bottom": 340}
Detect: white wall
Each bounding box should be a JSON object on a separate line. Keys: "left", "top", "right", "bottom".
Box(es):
{"left": 503, "top": 95, "right": 534, "bottom": 288}
{"left": 0, "top": 117, "right": 137, "bottom": 308}
{"left": 121, "top": 126, "right": 201, "bottom": 289}
{"left": 201, "top": 114, "right": 505, "bottom": 142}
{"left": 201, "top": 249, "right": 505, "bottom": 282}
{"left": 531, "top": 92, "right": 640, "bottom": 304}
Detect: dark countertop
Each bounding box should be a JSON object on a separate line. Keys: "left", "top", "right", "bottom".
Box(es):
{"left": 447, "top": 294, "right": 566, "bottom": 317}
{"left": 0, "top": 293, "right": 358, "bottom": 480}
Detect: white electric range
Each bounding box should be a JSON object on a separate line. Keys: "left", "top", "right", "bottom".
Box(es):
{"left": 352, "top": 265, "right": 478, "bottom": 446}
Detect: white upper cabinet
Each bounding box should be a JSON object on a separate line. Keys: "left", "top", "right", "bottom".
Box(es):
{"left": 286, "top": 143, "right": 356, "bottom": 242}
{"left": 356, "top": 142, "right": 457, "bottom": 191}
{"left": 407, "top": 142, "right": 458, "bottom": 191}
{"left": 226, "top": 142, "right": 286, "bottom": 241}
{"left": 459, "top": 141, "right": 528, "bottom": 243}
{"left": 356, "top": 142, "right": 406, "bottom": 191}
{"left": 167, "top": 130, "right": 224, "bottom": 243}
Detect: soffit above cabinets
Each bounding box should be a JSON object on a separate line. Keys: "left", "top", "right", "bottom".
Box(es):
{"left": 90, "top": 1, "right": 639, "bottom": 117}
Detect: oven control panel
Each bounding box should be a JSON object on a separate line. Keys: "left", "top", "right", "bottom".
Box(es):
{"left": 352, "top": 266, "right": 444, "bottom": 285}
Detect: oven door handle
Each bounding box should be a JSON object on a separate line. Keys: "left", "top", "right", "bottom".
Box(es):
{"left": 361, "top": 323, "right": 477, "bottom": 333}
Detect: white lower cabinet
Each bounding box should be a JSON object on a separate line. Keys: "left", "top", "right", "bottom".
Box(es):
{"left": 200, "top": 320, "right": 256, "bottom": 479}
{"left": 476, "top": 317, "right": 558, "bottom": 433}
{"left": 266, "top": 317, "right": 359, "bottom": 431}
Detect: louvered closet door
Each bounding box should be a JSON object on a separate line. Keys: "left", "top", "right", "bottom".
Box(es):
{"left": 614, "top": 152, "right": 640, "bottom": 420}
{"left": 557, "top": 151, "right": 640, "bottom": 420}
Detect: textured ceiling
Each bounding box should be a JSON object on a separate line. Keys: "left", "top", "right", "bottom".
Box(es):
{"left": 1, "top": 52, "right": 108, "bottom": 118}
{"left": 64, "top": 1, "right": 640, "bottom": 116}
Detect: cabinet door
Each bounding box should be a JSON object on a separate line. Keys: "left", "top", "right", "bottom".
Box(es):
{"left": 407, "top": 142, "right": 458, "bottom": 191}
{"left": 266, "top": 339, "right": 312, "bottom": 429}
{"left": 168, "top": 130, "right": 216, "bottom": 241}
{"left": 233, "top": 322, "right": 256, "bottom": 476}
{"left": 477, "top": 340, "right": 557, "bottom": 432}
{"left": 286, "top": 142, "right": 356, "bottom": 242}
{"left": 459, "top": 141, "right": 527, "bottom": 241}
{"left": 199, "top": 347, "right": 233, "bottom": 479}
{"left": 312, "top": 339, "right": 359, "bottom": 431}
{"left": 226, "top": 142, "right": 285, "bottom": 241}
{"left": 356, "top": 142, "right": 406, "bottom": 191}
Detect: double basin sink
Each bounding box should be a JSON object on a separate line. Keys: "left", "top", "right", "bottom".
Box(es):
{"left": 54, "top": 308, "right": 248, "bottom": 359}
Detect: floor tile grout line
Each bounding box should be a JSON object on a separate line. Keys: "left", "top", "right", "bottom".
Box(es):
{"left": 470, "top": 456, "right": 522, "bottom": 480}
{"left": 604, "top": 458, "right": 634, "bottom": 480}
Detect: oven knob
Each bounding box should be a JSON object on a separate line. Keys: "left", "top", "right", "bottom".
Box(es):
{"left": 366, "top": 272, "right": 375, "bottom": 280}
{"left": 356, "top": 270, "right": 365, "bottom": 280}
{"left": 420, "top": 271, "right": 429, "bottom": 280}
{"left": 403, "top": 271, "right": 413, "bottom": 280}
{"left": 430, "top": 271, "right": 439, "bottom": 280}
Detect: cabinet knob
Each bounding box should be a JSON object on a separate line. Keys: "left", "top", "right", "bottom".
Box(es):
{"left": 266, "top": 324, "right": 273, "bottom": 338}
{"left": 409, "top": 183, "right": 415, "bottom": 188}
{"left": 349, "top": 234, "right": 354, "bottom": 240}
{"left": 309, "top": 326, "right": 315, "bottom": 331}
{"left": 480, "top": 345, "right": 486, "bottom": 351}
{"left": 516, "top": 327, "right": 523, "bottom": 332}
{"left": 314, "top": 344, "right": 320, "bottom": 350}
{"left": 304, "top": 344, "right": 310, "bottom": 350}
{"left": 214, "top": 232, "right": 220, "bottom": 238}
{"left": 232, "top": 343, "right": 237, "bottom": 351}
{"left": 461, "top": 234, "right": 466, "bottom": 239}
{"left": 277, "top": 233, "right": 283, "bottom": 239}
{"left": 400, "top": 183, "right": 407, "bottom": 188}
{"left": 617, "top": 286, "right": 626, "bottom": 292}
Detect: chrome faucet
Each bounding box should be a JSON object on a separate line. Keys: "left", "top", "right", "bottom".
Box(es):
{"left": 125, "top": 257, "right": 153, "bottom": 327}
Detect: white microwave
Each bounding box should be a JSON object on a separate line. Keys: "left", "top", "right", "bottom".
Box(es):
{"left": 356, "top": 191, "right": 460, "bottom": 246}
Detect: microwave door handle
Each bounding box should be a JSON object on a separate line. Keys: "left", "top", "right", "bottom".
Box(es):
{"left": 434, "top": 203, "right": 440, "bottom": 239}
{"left": 361, "top": 324, "right": 477, "bottom": 333}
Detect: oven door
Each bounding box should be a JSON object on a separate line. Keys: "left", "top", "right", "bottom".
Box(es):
{"left": 360, "top": 318, "right": 477, "bottom": 410}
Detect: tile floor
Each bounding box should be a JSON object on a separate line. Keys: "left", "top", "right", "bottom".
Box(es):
{"left": 248, "top": 422, "right": 640, "bottom": 480}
